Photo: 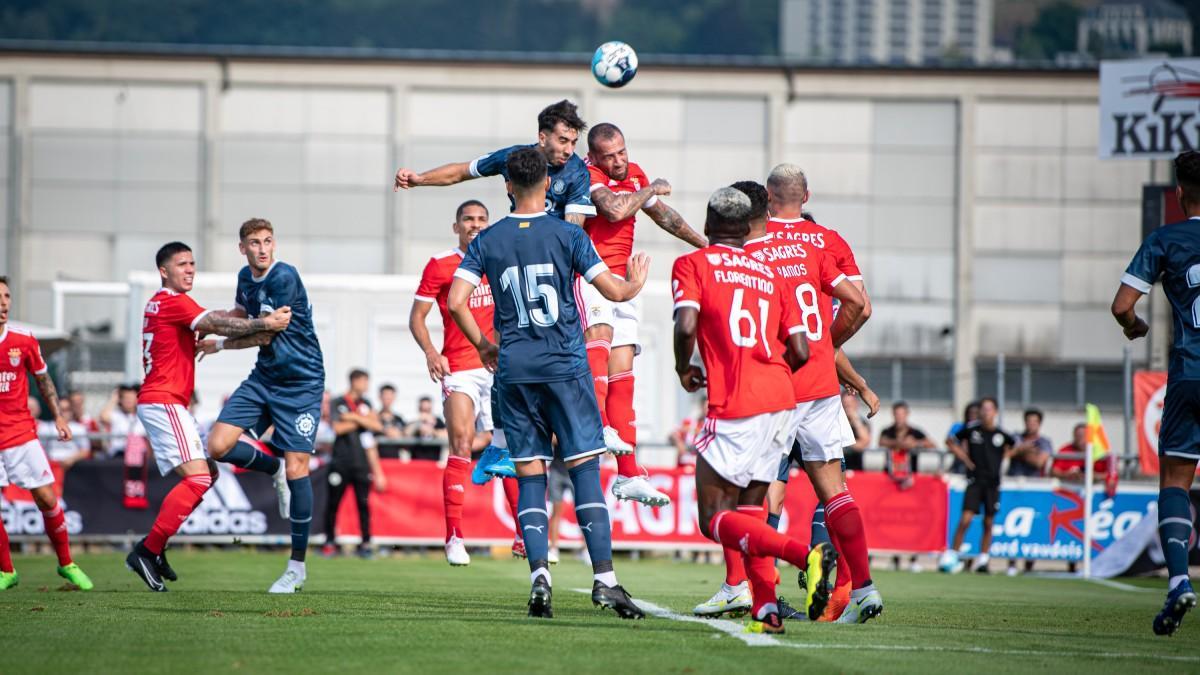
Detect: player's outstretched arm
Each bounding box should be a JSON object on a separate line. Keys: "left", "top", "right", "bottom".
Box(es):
{"left": 591, "top": 252, "right": 650, "bottom": 302}
{"left": 643, "top": 199, "right": 706, "bottom": 249}
{"left": 1111, "top": 283, "right": 1149, "bottom": 340}
{"left": 673, "top": 307, "right": 706, "bottom": 392}
{"left": 448, "top": 277, "right": 498, "bottom": 371}
{"left": 393, "top": 162, "right": 473, "bottom": 191}
{"left": 591, "top": 180, "right": 666, "bottom": 222}
{"left": 829, "top": 281, "right": 867, "bottom": 348}
{"left": 35, "top": 371, "right": 71, "bottom": 441}
{"left": 835, "top": 350, "right": 879, "bottom": 418}
{"left": 196, "top": 332, "right": 273, "bottom": 361}
{"left": 195, "top": 307, "right": 291, "bottom": 338}
{"left": 409, "top": 300, "right": 450, "bottom": 382}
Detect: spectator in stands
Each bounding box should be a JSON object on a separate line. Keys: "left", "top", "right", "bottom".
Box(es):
{"left": 41, "top": 398, "right": 90, "bottom": 471}
{"left": 99, "top": 384, "right": 145, "bottom": 458}
{"left": 1050, "top": 423, "right": 1110, "bottom": 482}
{"left": 377, "top": 384, "right": 407, "bottom": 440}
{"left": 406, "top": 395, "right": 447, "bottom": 440}
{"left": 841, "top": 389, "right": 873, "bottom": 471}
{"left": 945, "top": 400, "right": 981, "bottom": 474}
{"left": 880, "top": 400, "right": 936, "bottom": 479}
{"left": 1008, "top": 408, "right": 1052, "bottom": 478}
{"left": 323, "top": 369, "right": 386, "bottom": 559}
{"left": 315, "top": 390, "right": 336, "bottom": 455}
{"left": 66, "top": 389, "right": 100, "bottom": 455}
{"left": 669, "top": 394, "right": 706, "bottom": 468}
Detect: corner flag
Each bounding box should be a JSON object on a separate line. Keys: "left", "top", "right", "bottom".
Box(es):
{"left": 1085, "top": 403, "right": 1119, "bottom": 499}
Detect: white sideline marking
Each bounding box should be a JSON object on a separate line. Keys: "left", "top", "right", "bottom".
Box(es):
{"left": 1083, "top": 577, "right": 1156, "bottom": 593}
{"left": 570, "top": 590, "right": 1200, "bottom": 664}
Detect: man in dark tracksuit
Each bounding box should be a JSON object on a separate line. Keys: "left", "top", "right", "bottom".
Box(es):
{"left": 322, "top": 369, "right": 386, "bottom": 558}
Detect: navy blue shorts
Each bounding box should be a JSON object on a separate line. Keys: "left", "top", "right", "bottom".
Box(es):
{"left": 776, "top": 439, "right": 847, "bottom": 483}
{"left": 498, "top": 372, "right": 605, "bottom": 463}
{"left": 217, "top": 373, "right": 323, "bottom": 453}
{"left": 1160, "top": 379, "right": 1200, "bottom": 461}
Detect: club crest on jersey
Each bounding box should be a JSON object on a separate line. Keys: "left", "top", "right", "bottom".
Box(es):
{"left": 8, "top": 348, "right": 20, "bottom": 367}
{"left": 294, "top": 412, "right": 317, "bottom": 439}
{"left": 257, "top": 290, "right": 267, "bottom": 303}
{"left": 552, "top": 179, "right": 566, "bottom": 195}
{"left": 705, "top": 253, "right": 723, "bottom": 265}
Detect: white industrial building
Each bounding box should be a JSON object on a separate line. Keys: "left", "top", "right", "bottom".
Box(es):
{"left": 0, "top": 43, "right": 1164, "bottom": 450}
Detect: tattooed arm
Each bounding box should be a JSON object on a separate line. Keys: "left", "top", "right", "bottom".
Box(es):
{"left": 194, "top": 307, "right": 290, "bottom": 338}
{"left": 196, "top": 331, "right": 274, "bottom": 361}
{"left": 592, "top": 181, "right": 666, "bottom": 222}
{"left": 35, "top": 372, "right": 71, "bottom": 442}
{"left": 643, "top": 199, "right": 707, "bottom": 249}
{"left": 565, "top": 212, "right": 587, "bottom": 227}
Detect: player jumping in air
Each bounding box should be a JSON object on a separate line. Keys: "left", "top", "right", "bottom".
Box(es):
{"left": 0, "top": 276, "right": 93, "bottom": 591}
{"left": 692, "top": 181, "right": 870, "bottom": 621}
{"left": 411, "top": 199, "right": 524, "bottom": 566}
{"left": 448, "top": 147, "right": 645, "bottom": 619}
{"left": 200, "top": 219, "right": 325, "bottom": 594}
{"left": 581, "top": 122, "right": 707, "bottom": 506}
{"left": 125, "top": 242, "right": 291, "bottom": 591}
{"left": 672, "top": 186, "right": 841, "bottom": 634}
{"left": 1111, "top": 150, "right": 1200, "bottom": 636}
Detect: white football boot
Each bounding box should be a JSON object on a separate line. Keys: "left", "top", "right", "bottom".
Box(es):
{"left": 603, "top": 427, "right": 634, "bottom": 455}
{"left": 268, "top": 562, "right": 305, "bottom": 594}
{"left": 693, "top": 582, "right": 752, "bottom": 617}
{"left": 611, "top": 474, "right": 671, "bottom": 507}
{"left": 835, "top": 585, "right": 884, "bottom": 624}
{"left": 272, "top": 461, "right": 291, "bottom": 519}
{"left": 445, "top": 536, "right": 470, "bottom": 566}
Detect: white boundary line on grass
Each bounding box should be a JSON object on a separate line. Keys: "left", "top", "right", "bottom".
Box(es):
{"left": 569, "top": 590, "right": 1200, "bottom": 664}
{"left": 1083, "top": 577, "right": 1157, "bottom": 593}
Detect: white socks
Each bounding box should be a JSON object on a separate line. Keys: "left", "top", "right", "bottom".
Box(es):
{"left": 594, "top": 571, "right": 618, "bottom": 588}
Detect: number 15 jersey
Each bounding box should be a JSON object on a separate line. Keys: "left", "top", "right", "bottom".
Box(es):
{"left": 672, "top": 244, "right": 802, "bottom": 420}
{"left": 456, "top": 211, "right": 608, "bottom": 384}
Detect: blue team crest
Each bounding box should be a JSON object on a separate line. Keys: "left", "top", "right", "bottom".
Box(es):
{"left": 294, "top": 412, "right": 317, "bottom": 439}
{"left": 257, "top": 289, "right": 267, "bottom": 303}
{"left": 552, "top": 178, "right": 566, "bottom": 195}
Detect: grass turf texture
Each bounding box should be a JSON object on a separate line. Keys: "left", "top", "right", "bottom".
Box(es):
{"left": 1, "top": 551, "right": 1197, "bottom": 674}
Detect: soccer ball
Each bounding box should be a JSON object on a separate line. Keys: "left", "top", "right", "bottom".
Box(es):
{"left": 592, "top": 41, "right": 638, "bottom": 88}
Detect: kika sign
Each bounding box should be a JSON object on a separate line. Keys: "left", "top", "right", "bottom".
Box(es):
{"left": 1099, "top": 58, "right": 1200, "bottom": 160}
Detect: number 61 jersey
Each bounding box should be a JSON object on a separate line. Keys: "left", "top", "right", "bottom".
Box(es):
{"left": 671, "top": 244, "right": 801, "bottom": 420}
{"left": 455, "top": 210, "right": 607, "bottom": 384}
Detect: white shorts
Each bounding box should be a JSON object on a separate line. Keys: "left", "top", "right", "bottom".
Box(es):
{"left": 792, "top": 395, "right": 850, "bottom": 463}
{"left": 695, "top": 409, "right": 793, "bottom": 488}
{"left": 137, "top": 403, "right": 207, "bottom": 476}
{"left": 0, "top": 439, "right": 55, "bottom": 490}
{"left": 441, "top": 368, "right": 494, "bottom": 432}
{"left": 575, "top": 276, "right": 641, "bottom": 354}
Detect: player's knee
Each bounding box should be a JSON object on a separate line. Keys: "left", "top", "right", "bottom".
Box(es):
{"left": 31, "top": 486, "right": 57, "bottom": 511}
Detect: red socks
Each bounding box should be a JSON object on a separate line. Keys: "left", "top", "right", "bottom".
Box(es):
{"left": 443, "top": 456, "right": 470, "bottom": 541}
{"left": 609, "top": 370, "right": 639, "bottom": 477}
{"left": 586, "top": 340, "right": 611, "bottom": 426}
{"left": 145, "top": 473, "right": 212, "bottom": 555}
{"left": 723, "top": 545, "right": 747, "bottom": 585}
{"left": 40, "top": 504, "right": 73, "bottom": 566}
{"left": 0, "top": 513, "right": 12, "bottom": 573}
{"left": 825, "top": 491, "right": 870, "bottom": 589}
{"left": 502, "top": 476, "right": 519, "bottom": 520}
{"left": 709, "top": 509, "right": 809, "bottom": 568}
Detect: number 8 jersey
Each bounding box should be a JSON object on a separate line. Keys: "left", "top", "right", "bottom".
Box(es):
{"left": 456, "top": 210, "right": 608, "bottom": 384}
{"left": 672, "top": 244, "right": 801, "bottom": 419}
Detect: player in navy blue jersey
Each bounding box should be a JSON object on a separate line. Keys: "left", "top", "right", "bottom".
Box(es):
{"left": 393, "top": 99, "right": 596, "bottom": 224}
{"left": 1112, "top": 150, "right": 1200, "bottom": 636}
{"left": 446, "top": 147, "right": 646, "bottom": 620}
{"left": 199, "top": 218, "right": 325, "bottom": 594}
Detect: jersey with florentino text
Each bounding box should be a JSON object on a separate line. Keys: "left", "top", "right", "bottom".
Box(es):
{"left": 0, "top": 326, "right": 47, "bottom": 449}
{"left": 139, "top": 288, "right": 209, "bottom": 407}
{"left": 415, "top": 248, "right": 496, "bottom": 372}
{"left": 672, "top": 244, "right": 801, "bottom": 419}
{"left": 744, "top": 233, "right": 847, "bottom": 403}
{"left": 583, "top": 161, "right": 654, "bottom": 277}
{"left": 234, "top": 261, "right": 325, "bottom": 384}
{"left": 455, "top": 211, "right": 606, "bottom": 383}
{"left": 1123, "top": 216, "right": 1200, "bottom": 381}
{"left": 469, "top": 144, "right": 597, "bottom": 221}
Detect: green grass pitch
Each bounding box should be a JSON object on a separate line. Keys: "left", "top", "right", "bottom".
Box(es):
{"left": 1, "top": 550, "right": 1196, "bottom": 674}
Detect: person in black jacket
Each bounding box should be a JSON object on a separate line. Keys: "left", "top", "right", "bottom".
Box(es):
{"left": 322, "top": 369, "right": 386, "bottom": 558}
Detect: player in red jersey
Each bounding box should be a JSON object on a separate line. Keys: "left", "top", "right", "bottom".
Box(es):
{"left": 124, "top": 241, "right": 291, "bottom": 591}
{"left": 672, "top": 187, "right": 837, "bottom": 634}
{"left": 692, "top": 181, "right": 870, "bottom": 619}
{"left": 581, "top": 122, "right": 707, "bottom": 506}
{"left": 0, "top": 276, "right": 93, "bottom": 591}
{"left": 763, "top": 164, "right": 883, "bottom": 623}
{"left": 411, "top": 200, "right": 523, "bottom": 566}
